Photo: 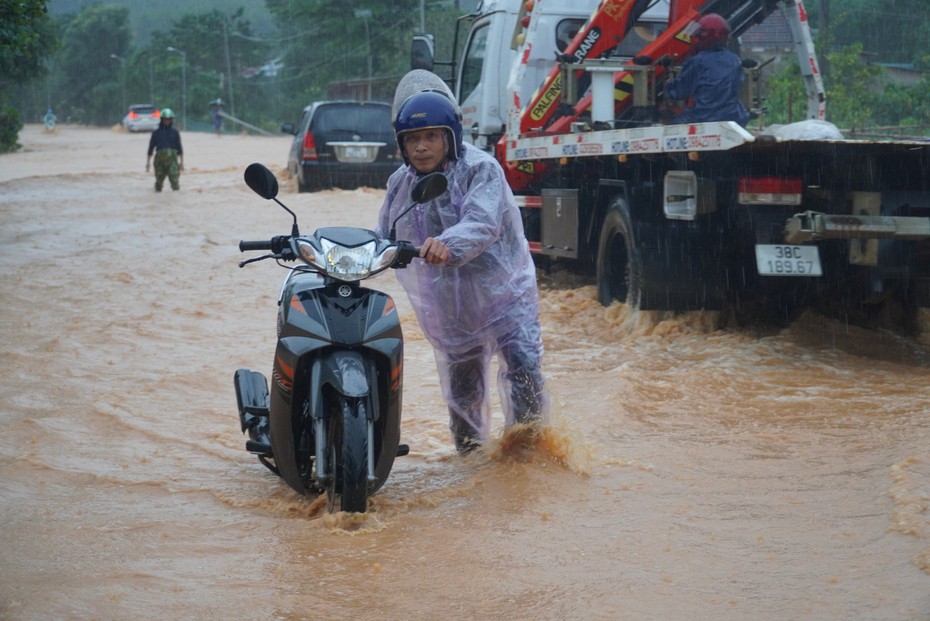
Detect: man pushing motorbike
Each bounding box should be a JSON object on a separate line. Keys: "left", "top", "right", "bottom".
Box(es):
{"left": 376, "top": 73, "right": 549, "bottom": 453}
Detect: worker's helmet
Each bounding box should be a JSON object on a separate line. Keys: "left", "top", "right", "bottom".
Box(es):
{"left": 694, "top": 14, "right": 730, "bottom": 51}
{"left": 394, "top": 90, "right": 463, "bottom": 165}
{"left": 161, "top": 108, "right": 175, "bottom": 119}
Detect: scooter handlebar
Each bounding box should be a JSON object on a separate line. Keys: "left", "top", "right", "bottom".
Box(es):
{"left": 239, "top": 235, "right": 293, "bottom": 255}
{"left": 239, "top": 240, "right": 272, "bottom": 252}
{"left": 239, "top": 236, "right": 418, "bottom": 267}
{"left": 393, "top": 240, "right": 421, "bottom": 268}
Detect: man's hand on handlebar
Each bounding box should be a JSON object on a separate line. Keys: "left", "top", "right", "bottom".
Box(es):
{"left": 420, "top": 237, "right": 449, "bottom": 265}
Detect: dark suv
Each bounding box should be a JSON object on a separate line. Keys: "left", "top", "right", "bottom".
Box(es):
{"left": 281, "top": 100, "right": 401, "bottom": 192}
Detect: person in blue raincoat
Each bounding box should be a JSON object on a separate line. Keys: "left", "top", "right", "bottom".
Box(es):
{"left": 43, "top": 108, "right": 57, "bottom": 131}
{"left": 376, "top": 84, "right": 549, "bottom": 453}
{"left": 666, "top": 13, "right": 749, "bottom": 127}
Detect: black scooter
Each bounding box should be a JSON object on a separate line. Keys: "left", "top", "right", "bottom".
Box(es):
{"left": 234, "top": 163, "right": 447, "bottom": 513}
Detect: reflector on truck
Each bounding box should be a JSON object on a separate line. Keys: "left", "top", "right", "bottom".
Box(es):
{"left": 738, "top": 177, "right": 802, "bottom": 205}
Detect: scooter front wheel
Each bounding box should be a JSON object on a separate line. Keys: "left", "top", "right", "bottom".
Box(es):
{"left": 326, "top": 395, "right": 370, "bottom": 513}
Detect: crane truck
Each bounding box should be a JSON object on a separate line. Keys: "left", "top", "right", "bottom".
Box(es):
{"left": 413, "top": 0, "right": 930, "bottom": 328}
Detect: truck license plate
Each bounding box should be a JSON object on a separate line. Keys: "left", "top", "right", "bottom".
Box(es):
{"left": 755, "top": 244, "right": 822, "bottom": 276}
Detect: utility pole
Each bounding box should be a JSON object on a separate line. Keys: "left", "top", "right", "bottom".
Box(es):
{"left": 818, "top": 0, "right": 829, "bottom": 31}
{"left": 110, "top": 54, "right": 126, "bottom": 114}
{"left": 223, "top": 18, "right": 236, "bottom": 118}
{"left": 354, "top": 10, "right": 373, "bottom": 100}
{"left": 166, "top": 47, "right": 187, "bottom": 131}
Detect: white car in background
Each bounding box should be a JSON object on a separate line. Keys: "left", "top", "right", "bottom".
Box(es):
{"left": 122, "top": 104, "right": 161, "bottom": 133}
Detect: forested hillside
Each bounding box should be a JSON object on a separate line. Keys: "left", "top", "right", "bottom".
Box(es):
{"left": 4, "top": 0, "right": 930, "bottom": 150}
{"left": 49, "top": 0, "right": 276, "bottom": 45}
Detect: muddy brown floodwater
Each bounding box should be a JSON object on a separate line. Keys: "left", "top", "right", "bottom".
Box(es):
{"left": 1, "top": 125, "right": 929, "bottom": 620}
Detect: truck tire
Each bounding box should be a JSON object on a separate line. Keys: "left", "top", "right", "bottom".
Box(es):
{"left": 596, "top": 200, "right": 642, "bottom": 309}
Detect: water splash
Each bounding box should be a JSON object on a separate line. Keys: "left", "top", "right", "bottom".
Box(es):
{"left": 481, "top": 416, "right": 595, "bottom": 476}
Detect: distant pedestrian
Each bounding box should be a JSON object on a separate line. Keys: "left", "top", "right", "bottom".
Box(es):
{"left": 43, "top": 108, "right": 57, "bottom": 132}
{"left": 211, "top": 99, "right": 224, "bottom": 136}
{"left": 145, "top": 108, "right": 184, "bottom": 191}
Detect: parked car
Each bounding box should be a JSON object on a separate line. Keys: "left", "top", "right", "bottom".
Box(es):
{"left": 281, "top": 100, "right": 401, "bottom": 192}
{"left": 122, "top": 104, "right": 161, "bottom": 133}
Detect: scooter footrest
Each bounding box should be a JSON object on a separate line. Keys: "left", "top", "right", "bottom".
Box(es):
{"left": 246, "top": 439, "right": 273, "bottom": 457}
{"left": 396, "top": 443, "right": 410, "bottom": 457}
{"left": 235, "top": 369, "right": 270, "bottom": 432}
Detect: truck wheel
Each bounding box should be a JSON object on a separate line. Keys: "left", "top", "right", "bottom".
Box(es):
{"left": 596, "top": 201, "right": 642, "bottom": 309}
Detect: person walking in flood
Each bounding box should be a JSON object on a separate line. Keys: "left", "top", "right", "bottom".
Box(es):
{"left": 43, "top": 108, "right": 57, "bottom": 132}
{"left": 145, "top": 108, "right": 184, "bottom": 191}
{"left": 210, "top": 99, "right": 223, "bottom": 137}
{"left": 376, "top": 80, "right": 549, "bottom": 454}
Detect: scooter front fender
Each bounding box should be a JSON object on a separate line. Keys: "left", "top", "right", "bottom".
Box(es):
{"left": 308, "top": 350, "right": 370, "bottom": 420}
{"left": 268, "top": 341, "right": 384, "bottom": 496}
{"left": 311, "top": 351, "right": 398, "bottom": 494}
{"left": 270, "top": 337, "right": 371, "bottom": 403}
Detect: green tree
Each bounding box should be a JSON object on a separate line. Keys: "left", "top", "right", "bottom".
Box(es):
{"left": 53, "top": 5, "right": 133, "bottom": 125}
{"left": 870, "top": 67, "right": 930, "bottom": 133}
{"left": 764, "top": 45, "right": 930, "bottom": 136}
{"left": 34, "top": 1, "right": 472, "bottom": 132}
{"left": 819, "top": 43, "right": 882, "bottom": 130}
{"left": 264, "top": 0, "right": 413, "bottom": 107}
{"left": 825, "top": 0, "right": 930, "bottom": 66}
{"left": 146, "top": 8, "right": 265, "bottom": 130}
{"left": 265, "top": 0, "right": 464, "bottom": 118}
{"left": 761, "top": 60, "right": 806, "bottom": 125}
{"left": 764, "top": 43, "right": 882, "bottom": 129}
{"left": 0, "top": 0, "right": 57, "bottom": 151}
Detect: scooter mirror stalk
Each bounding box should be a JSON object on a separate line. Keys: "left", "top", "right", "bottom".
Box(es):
{"left": 389, "top": 172, "right": 448, "bottom": 241}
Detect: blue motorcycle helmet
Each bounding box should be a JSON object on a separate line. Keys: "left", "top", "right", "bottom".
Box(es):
{"left": 394, "top": 90, "right": 463, "bottom": 166}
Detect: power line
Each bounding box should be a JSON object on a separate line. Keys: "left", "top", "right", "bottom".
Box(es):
{"left": 230, "top": 29, "right": 316, "bottom": 43}
{"left": 242, "top": 18, "right": 412, "bottom": 85}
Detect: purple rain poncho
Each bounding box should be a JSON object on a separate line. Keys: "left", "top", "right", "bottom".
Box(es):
{"left": 376, "top": 142, "right": 542, "bottom": 357}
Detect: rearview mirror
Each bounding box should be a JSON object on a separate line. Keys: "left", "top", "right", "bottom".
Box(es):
{"left": 411, "top": 34, "right": 435, "bottom": 71}
{"left": 244, "top": 163, "right": 279, "bottom": 200}
{"left": 388, "top": 172, "right": 448, "bottom": 240}
{"left": 411, "top": 172, "right": 448, "bottom": 204}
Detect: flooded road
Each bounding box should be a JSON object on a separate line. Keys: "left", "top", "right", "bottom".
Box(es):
{"left": 1, "top": 125, "right": 928, "bottom": 620}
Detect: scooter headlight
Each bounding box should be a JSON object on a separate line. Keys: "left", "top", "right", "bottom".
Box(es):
{"left": 324, "top": 240, "right": 374, "bottom": 280}
{"left": 296, "top": 237, "right": 399, "bottom": 282}
{"left": 319, "top": 238, "right": 391, "bottom": 281}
